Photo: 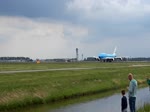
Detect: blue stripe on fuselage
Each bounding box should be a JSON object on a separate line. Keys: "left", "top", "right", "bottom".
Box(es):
{"left": 98, "top": 53, "right": 116, "bottom": 59}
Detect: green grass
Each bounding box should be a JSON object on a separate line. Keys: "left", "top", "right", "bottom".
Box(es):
{"left": 0, "top": 61, "right": 149, "bottom": 71}
{"left": 138, "top": 103, "right": 150, "bottom": 112}
{"left": 0, "top": 62, "right": 149, "bottom": 111}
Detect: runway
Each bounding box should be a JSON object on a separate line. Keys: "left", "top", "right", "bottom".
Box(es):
{"left": 0, "top": 67, "right": 96, "bottom": 74}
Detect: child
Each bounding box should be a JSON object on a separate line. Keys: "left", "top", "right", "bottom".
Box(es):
{"left": 121, "top": 90, "right": 127, "bottom": 112}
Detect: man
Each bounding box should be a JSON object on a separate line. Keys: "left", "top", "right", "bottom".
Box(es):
{"left": 147, "top": 77, "right": 150, "bottom": 91}
{"left": 128, "top": 73, "right": 138, "bottom": 112}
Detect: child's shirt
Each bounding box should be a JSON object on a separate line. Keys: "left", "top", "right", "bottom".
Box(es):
{"left": 121, "top": 95, "right": 127, "bottom": 111}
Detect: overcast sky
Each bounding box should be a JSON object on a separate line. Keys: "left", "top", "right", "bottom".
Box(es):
{"left": 0, "top": 0, "right": 150, "bottom": 59}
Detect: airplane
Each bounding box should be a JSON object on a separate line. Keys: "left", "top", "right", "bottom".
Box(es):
{"left": 97, "top": 47, "right": 122, "bottom": 62}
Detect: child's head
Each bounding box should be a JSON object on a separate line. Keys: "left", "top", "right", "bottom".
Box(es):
{"left": 121, "top": 90, "right": 125, "bottom": 95}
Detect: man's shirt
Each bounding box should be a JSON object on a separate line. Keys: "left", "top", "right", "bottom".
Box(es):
{"left": 128, "top": 79, "right": 138, "bottom": 97}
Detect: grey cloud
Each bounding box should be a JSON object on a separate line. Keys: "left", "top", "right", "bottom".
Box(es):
{"left": 0, "top": 0, "right": 69, "bottom": 19}
{"left": 0, "top": 16, "right": 89, "bottom": 59}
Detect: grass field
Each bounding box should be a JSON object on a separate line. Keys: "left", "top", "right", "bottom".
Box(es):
{"left": 0, "top": 61, "right": 140, "bottom": 71}
{"left": 138, "top": 103, "right": 150, "bottom": 112}
{"left": 0, "top": 62, "right": 150, "bottom": 111}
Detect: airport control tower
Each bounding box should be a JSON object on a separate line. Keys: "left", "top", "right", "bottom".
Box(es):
{"left": 76, "top": 48, "right": 79, "bottom": 61}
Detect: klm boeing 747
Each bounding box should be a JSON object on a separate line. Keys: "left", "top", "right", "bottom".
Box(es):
{"left": 98, "top": 47, "right": 121, "bottom": 62}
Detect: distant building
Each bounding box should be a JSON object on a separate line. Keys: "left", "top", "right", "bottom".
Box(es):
{"left": 0, "top": 57, "right": 33, "bottom": 62}
{"left": 44, "top": 58, "right": 77, "bottom": 62}
{"left": 85, "top": 57, "right": 97, "bottom": 61}
{"left": 127, "top": 57, "right": 150, "bottom": 61}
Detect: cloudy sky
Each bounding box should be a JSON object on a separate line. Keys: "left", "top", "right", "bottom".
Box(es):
{"left": 0, "top": 0, "right": 150, "bottom": 59}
